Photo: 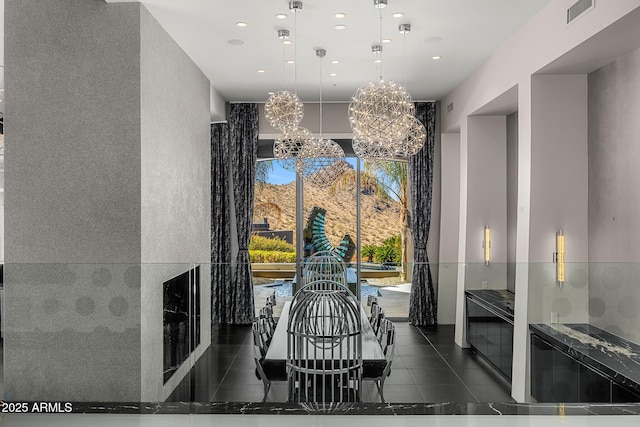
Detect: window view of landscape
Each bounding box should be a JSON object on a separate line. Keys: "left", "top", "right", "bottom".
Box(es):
{"left": 251, "top": 157, "right": 410, "bottom": 316}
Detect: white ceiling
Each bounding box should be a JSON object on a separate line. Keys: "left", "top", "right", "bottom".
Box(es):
{"left": 105, "top": 0, "right": 551, "bottom": 103}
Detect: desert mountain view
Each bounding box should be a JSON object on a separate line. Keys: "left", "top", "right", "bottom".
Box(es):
{"left": 254, "top": 181, "right": 402, "bottom": 248}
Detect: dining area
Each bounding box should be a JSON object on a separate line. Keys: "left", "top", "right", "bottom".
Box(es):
{"left": 251, "top": 251, "right": 397, "bottom": 403}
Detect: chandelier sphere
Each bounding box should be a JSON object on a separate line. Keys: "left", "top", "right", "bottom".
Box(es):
{"left": 348, "top": 80, "right": 414, "bottom": 146}
{"left": 265, "top": 90, "right": 304, "bottom": 131}
{"left": 394, "top": 115, "right": 427, "bottom": 157}
{"left": 273, "top": 127, "right": 313, "bottom": 171}
{"left": 297, "top": 138, "right": 347, "bottom": 186}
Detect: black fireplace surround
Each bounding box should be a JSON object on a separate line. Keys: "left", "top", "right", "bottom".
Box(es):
{"left": 163, "top": 266, "right": 201, "bottom": 383}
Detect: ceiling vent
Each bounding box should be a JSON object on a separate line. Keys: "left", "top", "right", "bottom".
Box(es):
{"left": 567, "top": 0, "right": 594, "bottom": 24}
{"left": 446, "top": 102, "right": 454, "bottom": 114}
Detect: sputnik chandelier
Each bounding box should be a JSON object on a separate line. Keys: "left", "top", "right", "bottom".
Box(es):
{"left": 267, "top": 1, "right": 309, "bottom": 172}
{"left": 348, "top": 0, "right": 426, "bottom": 158}
{"left": 297, "top": 48, "right": 347, "bottom": 188}
{"left": 264, "top": 90, "right": 304, "bottom": 132}
{"left": 265, "top": 3, "right": 347, "bottom": 186}
{"left": 274, "top": 127, "right": 313, "bottom": 172}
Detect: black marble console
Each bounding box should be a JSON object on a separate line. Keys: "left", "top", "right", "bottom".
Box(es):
{"left": 465, "top": 289, "right": 515, "bottom": 380}
{"left": 530, "top": 323, "right": 640, "bottom": 403}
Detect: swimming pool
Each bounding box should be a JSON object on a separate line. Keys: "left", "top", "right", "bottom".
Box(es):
{"left": 266, "top": 282, "right": 381, "bottom": 299}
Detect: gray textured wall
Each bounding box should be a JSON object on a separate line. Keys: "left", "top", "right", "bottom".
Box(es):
{"left": 437, "top": 133, "right": 460, "bottom": 324}
{"left": 465, "top": 116, "right": 507, "bottom": 290}
{"left": 4, "top": 0, "right": 212, "bottom": 401}
{"left": 5, "top": 0, "right": 142, "bottom": 264}
{"left": 506, "top": 112, "right": 518, "bottom": 293}
{"left": 427, "top": 102, "right": 442, "bottom": 291}
{"left": 527, "top": 75, "right": 589, "bottom": 325}
{"left": 139, "top": 6, "right": 211, "bottom": 401}
{"left": 4, "top": 0, "right": 143, "bottom": 401}
{"left": 588, "top": 48, "right": 640, "bottom": 343}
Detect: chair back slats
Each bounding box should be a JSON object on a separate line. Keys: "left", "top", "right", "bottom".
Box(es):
{"left": 370, "top": 305, "right": 385, "bottom": 336}
{"left": 363, "top": 319, "right": 395, "bottom": 403}
{"left": 259, "top": 305, "right": 276, "bottom": 344}
{"left": 303, "top": 250, "right": 348, "bottom": 287}
{"left": 377, "top": 319, "right": 396, "bottom": 359}
{"left": 252, "top": 319, "right": 272, "bottom": 402}
{"left": 266, "top": 291, "right": 277, "bottom": 308}
{"left": 286, "top": 280, "right": 362, "bottom": 403}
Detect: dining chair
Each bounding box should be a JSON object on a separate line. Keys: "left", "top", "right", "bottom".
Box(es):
{"left": 258, "top": 306, "right": 276, "bottom": 345}
{"left": 369, "top": 300, "right": 379, "bottom": 325}
{"left": 365, "top": 319, "right": 396, "bottom": 402}
{"left": 370, "top": 305, "right": 385, "bottom": 336}
{"left": 303, "top": 250, "right": 348, "bottom": 288}
{"left": 287, "top": 280, "right": 362, "bottom": 403}
{"left": 266, "top": 290, "right": 276, "bottom": 308}
{"left": 252, "top": 319, "right": 272, "bottom": 402}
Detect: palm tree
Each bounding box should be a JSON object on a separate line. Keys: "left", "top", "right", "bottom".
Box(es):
{"left": 362, "top": 244, "right": 377, "bottom": 263}
{"left": 365, "top": 161, "right": 409, "bottom": 280}
{"left": 327, "top": 160, "right": 410, "bottom": 280}
{"left": 255, "top": 160, "right": 274, "bottom": 188}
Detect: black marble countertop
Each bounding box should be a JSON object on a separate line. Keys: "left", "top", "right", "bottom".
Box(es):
{"left": 6, "top": 401, "right": 640, "bottom": 416}
{"left": 529, "top": 323, "right": 640, "bottom": 395}
{"left": 465, "top": 289, "right": 515, "bottom": 322}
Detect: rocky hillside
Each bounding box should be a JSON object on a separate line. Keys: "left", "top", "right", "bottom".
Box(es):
{"left": 253, "top": 181, "right": 402, "bottom": 247}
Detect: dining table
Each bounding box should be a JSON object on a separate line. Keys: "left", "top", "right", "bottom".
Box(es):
{"left": 262, "top": 301, "right": 387, "bottom": 381}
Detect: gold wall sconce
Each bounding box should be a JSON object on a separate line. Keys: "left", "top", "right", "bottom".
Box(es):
{"left": 554, "top": 229, "right": 565, "bottom": 286}
{"left": 483, "top": 225, "right": 491, "bottom": 265}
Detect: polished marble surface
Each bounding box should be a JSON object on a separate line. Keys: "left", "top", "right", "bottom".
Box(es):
{"left": 4, "top": 414, "right": 640, "bottom": 427}
{"left": 465, "top": 290, "right": 515, "bottom": 322}
{"left": 4, "top": 400, "right": 638, "bottom": 415}
{"left": 530, "top": 323, "right": 640, "bottom": 394}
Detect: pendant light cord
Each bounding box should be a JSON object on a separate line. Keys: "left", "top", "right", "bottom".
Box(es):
{"left": 294, "top": 10, "right": 298, "bottom": 95}
{"left": 403, "top": 30, "right": 407, "bottom": 88}
{"left": 319, "top": 55, "right": 323, "bottom": 137}
{"left": 378, "top": 8, "right": 383, "bottom": 80}
{"left": 282, "top": 42, "right": 286, "bottom": 88}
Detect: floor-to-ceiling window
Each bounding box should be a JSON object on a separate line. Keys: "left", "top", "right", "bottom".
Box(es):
{"left": 251, "top": 147, "right": 410, "bottom": 318}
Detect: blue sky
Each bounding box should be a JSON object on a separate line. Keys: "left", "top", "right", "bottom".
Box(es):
{"left": 265, "top": 158, "right": 359, "bottom": 185}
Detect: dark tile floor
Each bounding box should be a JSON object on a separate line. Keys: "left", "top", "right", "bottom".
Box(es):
{"left": 169, "top": 323, "right": 514, "bottom": 403}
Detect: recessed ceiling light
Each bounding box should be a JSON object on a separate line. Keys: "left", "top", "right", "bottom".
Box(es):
{"left": 374, "top": 59, "right": 383, "bottom": 64}
{"left": 432, "top": 56, "right": 442, "bottom": 60}
{"left": 257, "top": 69, "right": 266, "bottom": 73}
{"left": 331, "top": 60, "right": 340, "bottom": 64}
{"left": 382, "top": 38, "right": 392, "bottom": 43}
{"left": 282, "top": 40, "right": 293, "bottom": 45}
{"left": 334, "top": 24, "right": 347, "bottom": 30}
{"left": 329, "top": 73, "right": 337, "bottom": 77}
{"left": 334, "top": 12, "right": 346, "bottom": 19}
{"left": 275, "top": 13, "right": 287, "bottom": 19}
{"left": 286, "top": 60, "right": 295, "bottom": 64}
{"left": 392, "top": 12, "right": 404, "bottom": 18}
{"left": 227, "top": 39, "right": 246, "bottom": 46}
{"left": 268, "top": 91, "right": 275, "bottom": 95}
{"left": 424, "top": 36, "right": 443, "bottom": 43}
{"left": 235, "top": 21, "right": 248, "bottom": 27}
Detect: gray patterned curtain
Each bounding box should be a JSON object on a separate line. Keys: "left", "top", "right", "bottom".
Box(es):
{"left": 211, "top": 123, "right": 233, "bottom": 324}
{"left": 408, "top": 101, "right": 438, "bottom": 326}
{"left": 229, "top": 103, "right": 259, "bottom": 324}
